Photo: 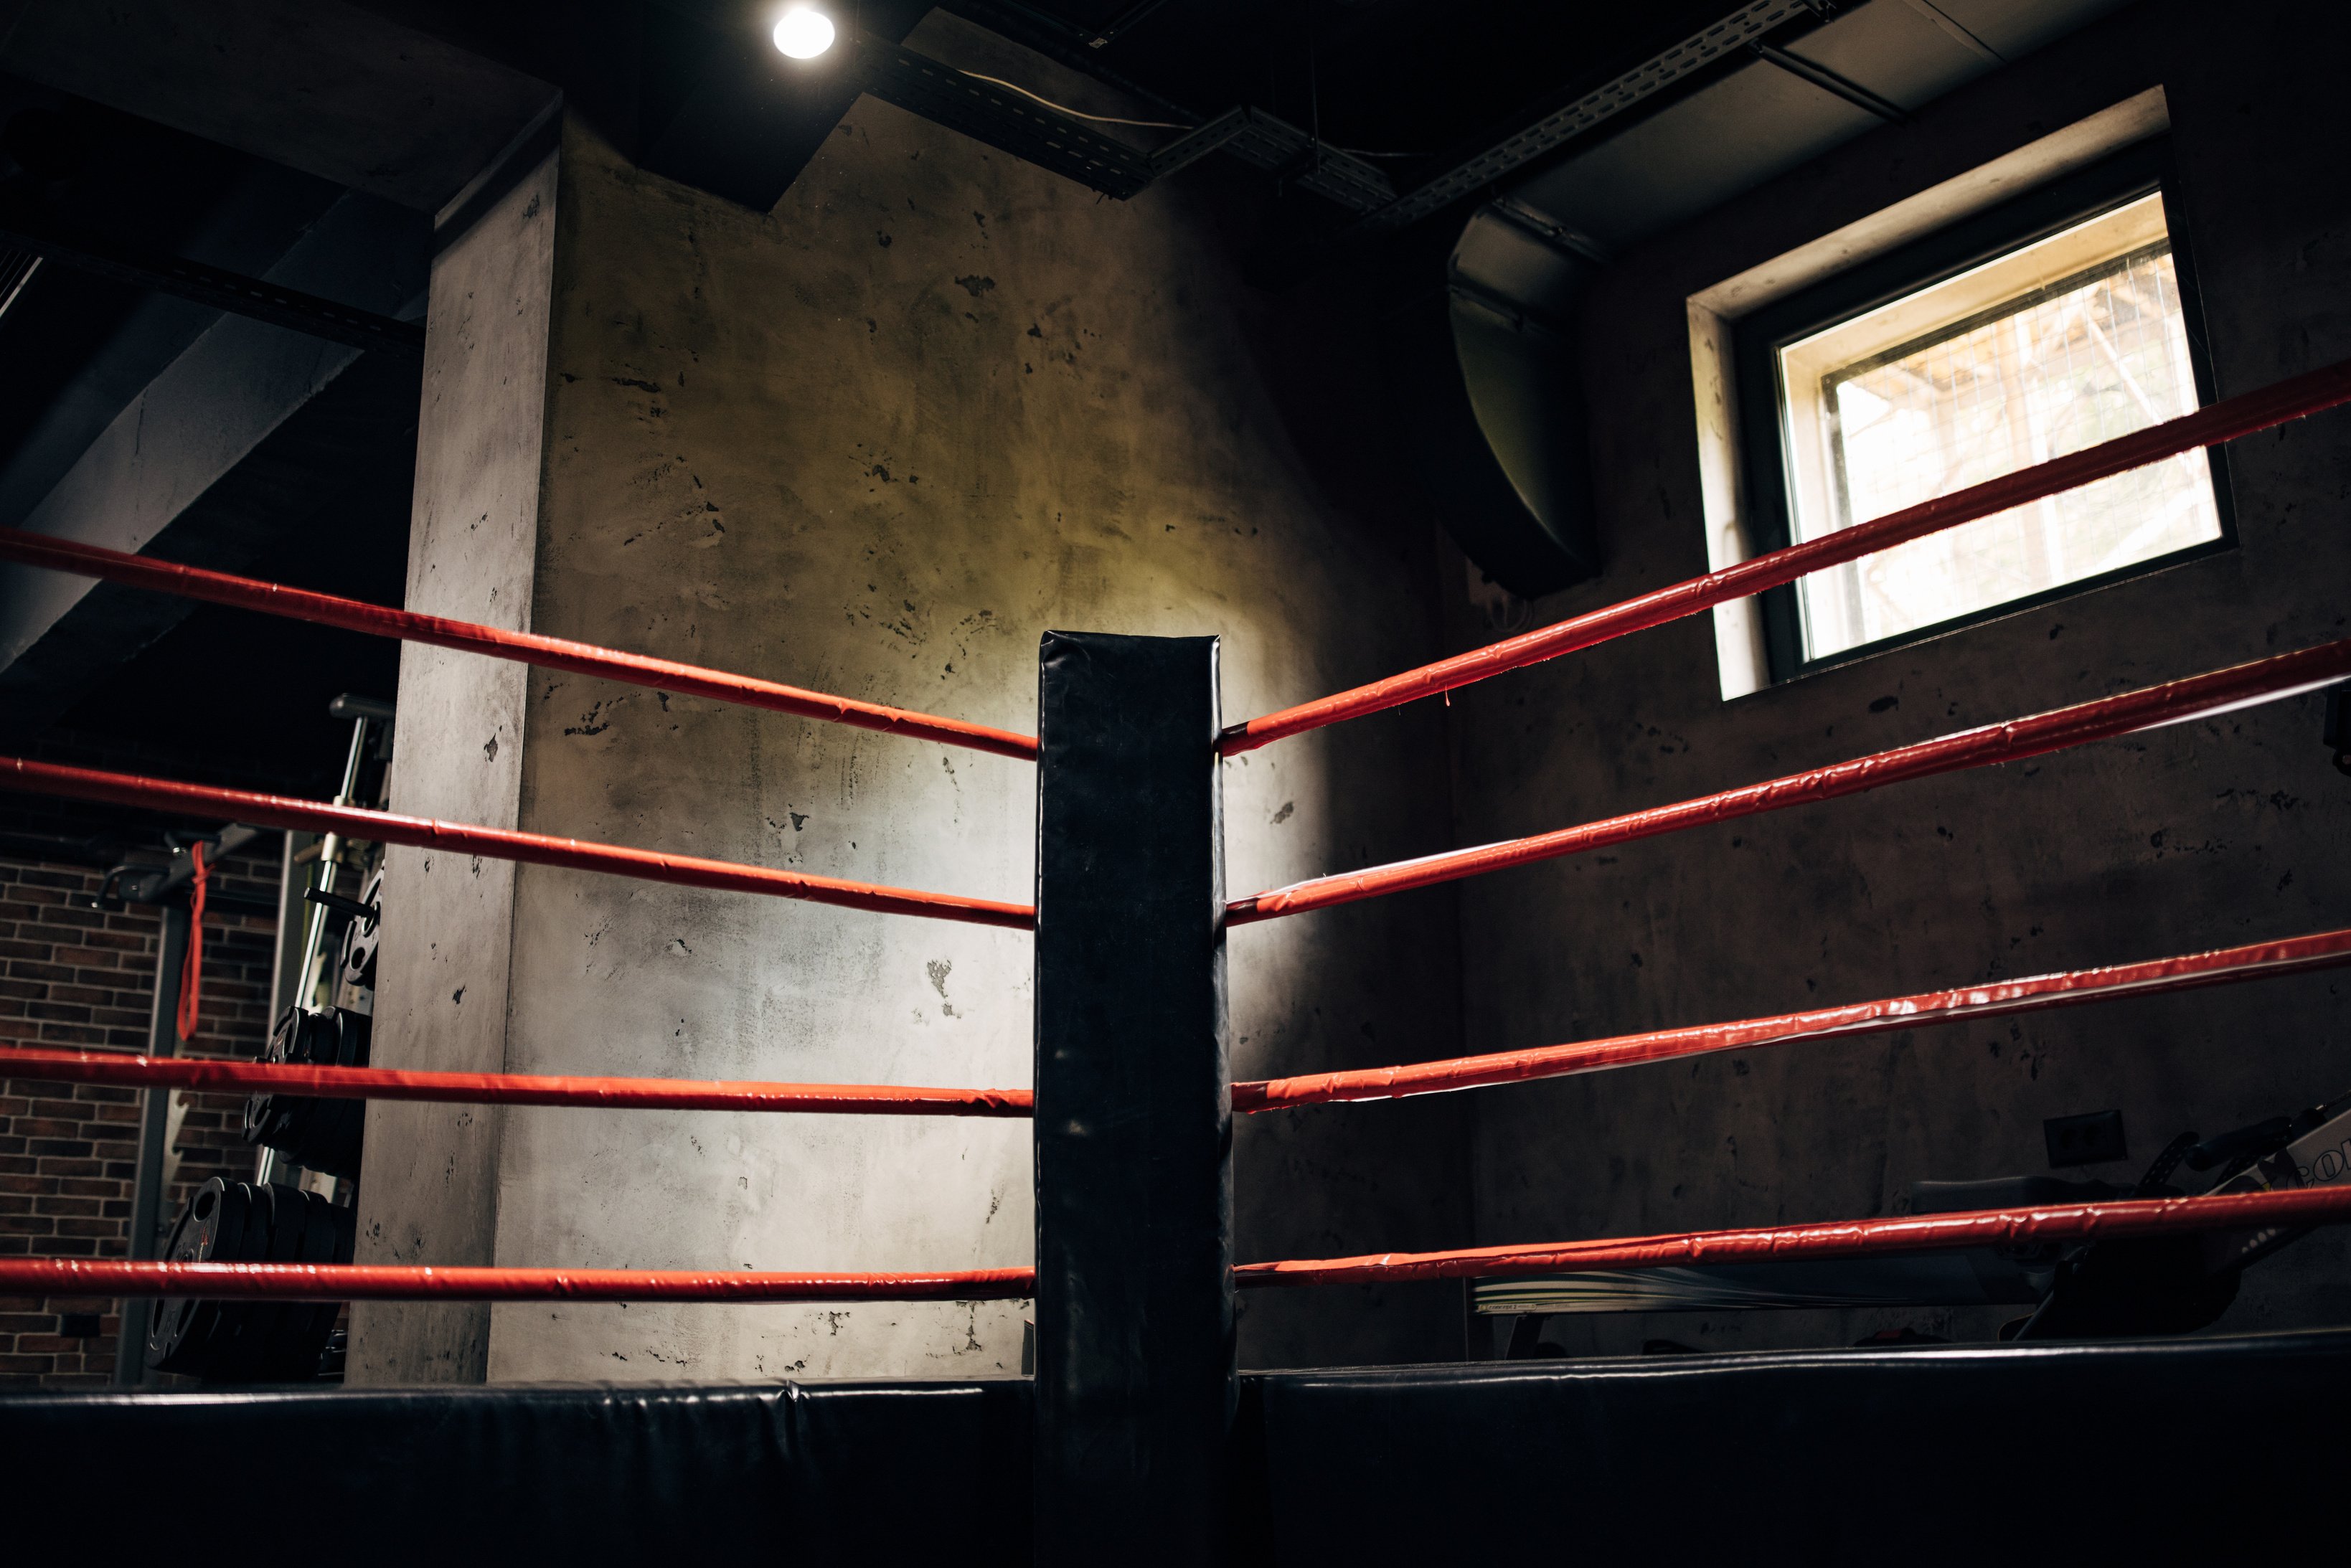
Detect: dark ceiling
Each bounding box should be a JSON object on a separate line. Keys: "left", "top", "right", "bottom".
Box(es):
{"left": 0, "top": 90, "right": 260, "bottom": 482}
{"left": 0, "top": 90, "right": 413, "bottom": 806}
{"left": 955, "top": 0, "right": 1746, "bottom": 173}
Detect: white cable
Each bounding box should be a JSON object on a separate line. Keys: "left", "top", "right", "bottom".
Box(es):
{"left": 953, "top": 67, "right": 1191, "bottom": 129}
{"left": 948, "top": 67, "right": 1429, "bottom": 161}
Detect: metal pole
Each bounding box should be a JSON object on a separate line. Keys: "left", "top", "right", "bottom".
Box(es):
{"left": 267, "top": 829, "right": 319, "bottom": 1024}
{"left": 291, "top": 715, "right": 374, "bottom": 1011}
{"left": 113, "top": 898, "right": 189, "bottom": 1387}
{"left": 261, "top": 714, "right": 372, "bottom": 1186}
{"left": 1032, "top": 632, "right": 1233, "bottom": 1564}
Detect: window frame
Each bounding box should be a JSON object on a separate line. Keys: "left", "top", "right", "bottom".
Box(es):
{"left": 1730, "top": 141, "right": 2236, "bottom": 683}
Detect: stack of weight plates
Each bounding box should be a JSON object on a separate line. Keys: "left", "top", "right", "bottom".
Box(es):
{"left": 242, "top": 1006, "right": 369, "bottom": 1178}
{"left": 145, "top": 1177, "right": 355, "bottom": 1382}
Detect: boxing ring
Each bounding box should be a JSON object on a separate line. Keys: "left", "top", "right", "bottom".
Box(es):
{"left": 4, "top": 355, "right": 2351, "bottom": 1557}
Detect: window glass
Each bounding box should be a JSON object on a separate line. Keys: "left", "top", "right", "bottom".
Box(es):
{"left": 1775, "top": 192, "right": 2220, "bottom": 661}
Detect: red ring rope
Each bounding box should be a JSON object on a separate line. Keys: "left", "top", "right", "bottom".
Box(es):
{"left": 0, "top": 1258, "right": 1035, "bottom": 1303}
{"left": 0, "top": 756, "right": 1035, "bottom": 930}
{"left": 0, "top": 1046, "right": 1032, "bottom": 1116}
{"left": 1228, "top": 637, "right": 2351, "bottom": 925}
{"left": 1234, "top": 925, "right": 2351, "bottom": 1110}
{"left": 15, "top": 1191, "right": 2337, "bottom": 1301}
{"left": 1233, "top": 1184, "right": 2351, "bottom": 1289}
{"left": 1220, "top": 356, "right": 2351, "bottom": 755}
{"left": 0, "top": 526, "right": 1038, "bottom": 761}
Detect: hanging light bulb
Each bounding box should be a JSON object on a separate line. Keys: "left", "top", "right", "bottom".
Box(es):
{"left": 773, "top": 4, "right": 837, "bottom": 59}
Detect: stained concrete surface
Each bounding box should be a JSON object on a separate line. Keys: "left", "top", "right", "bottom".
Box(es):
{"left": 1448, "top": 0, "right": 2351, "bottom": 1356}
{"left": 349, "top": 133, "right": 559, "bottom": 1385}
{"left": 357, "top": 15, "right": 1469, "bottom": 1382}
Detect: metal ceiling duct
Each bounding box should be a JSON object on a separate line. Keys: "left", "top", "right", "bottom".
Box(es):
{"left": 1383, "top": 201, "right": 1603, "bottom": 597}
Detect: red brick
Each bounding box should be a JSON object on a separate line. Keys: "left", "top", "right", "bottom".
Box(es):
{"left": 49, "top": 947, "right": 124, "bottom": 968}
{"left": 76, "top": 929, "right": 146, "bottom": 953}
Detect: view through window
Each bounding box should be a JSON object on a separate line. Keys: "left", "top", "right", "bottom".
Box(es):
{"left": 1775, "top": 192, "right": 2222, "bottom": 663}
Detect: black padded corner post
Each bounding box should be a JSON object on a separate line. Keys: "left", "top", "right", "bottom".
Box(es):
{"left": 1033, "top": 632, "right": 1233, "bottom": 1565}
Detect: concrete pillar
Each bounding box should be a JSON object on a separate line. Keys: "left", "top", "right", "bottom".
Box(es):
{"left": 354, "top": 14, "right": 1468, "bottom": 1384}
{"left": 349, "top": 116, "right": 560, "bottom": 1384}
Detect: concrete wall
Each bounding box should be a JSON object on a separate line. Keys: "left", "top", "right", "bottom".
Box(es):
{"left": 357, "top": 17, "right": 1469, "bottom": 1382}
{"left": 1453, "top": 0, "right": 2351, "bottom": 1355}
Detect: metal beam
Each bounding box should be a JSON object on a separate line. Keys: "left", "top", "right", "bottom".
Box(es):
{"left": 1751, "top": 41, "right": 1912, "bottom": 126}
{"left": 0, "top": 209, "right": 423, "bottom": 357}
{"left": 864, "top": 43, "right": 1394, "bottom": 211}
{"left": 1151, "top": 107, "right": 1394, "bottom": 212}
{"left": 1353, "top": 0, "right": 1814, "bottom": 235}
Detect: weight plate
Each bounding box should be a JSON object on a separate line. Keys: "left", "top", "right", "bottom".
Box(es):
{"left": 259, "top": 1191, "right": 347, "bottom": 1382}
{"left": 146, "top": 1177, "right": 252, "bottom": 1375}
{"left": 248, "top": 1009, "right": 368, "bottom": 1170}
{"left": 295, "top": 1102, "right": 364, "bottom": 1179}
{"left": 334, "top": 1009, "right": 369, "bottom": 1068}
{"left": 202, "top": 1182, "right": 303, "bottom": 1384}
{"left": 338, "top": 869, "right": 383, "bottom": 996}
{"left": 143, "top": 1188, "right": 204, "bottom": 1370}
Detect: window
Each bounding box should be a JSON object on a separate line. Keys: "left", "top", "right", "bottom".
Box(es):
{"left": 1733, "top": 146, "right": 2230, "bottom": 677}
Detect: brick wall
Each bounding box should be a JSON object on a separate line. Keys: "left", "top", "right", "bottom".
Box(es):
{"left": 0, "top": 848, "right": 281, "bottom": 1385}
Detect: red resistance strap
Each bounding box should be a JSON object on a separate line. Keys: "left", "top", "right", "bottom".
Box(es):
{"left": 1233, "top": 925, "right": 2351, "bottom": 1111}
{"left": 0, "top": 757, "right": 1035, "bottom": 931}
{"left": 0, "top": 1045, "right": 1033, "bottom": 1118}
{"left": 0, "top": 1258, "right": 1036, "bottom": 1303}
{"left": 1220, "top": 354, "right": 2351, "bottom": 755}
{"left": 1233, "top": 1184, "right": 2351, "bottom": 1290}
{"left": 1228, "top": 637, "right": 2351, "bottom": 925}
{"left": 175, "top": 841, "right": 207, "bottom": 1043}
